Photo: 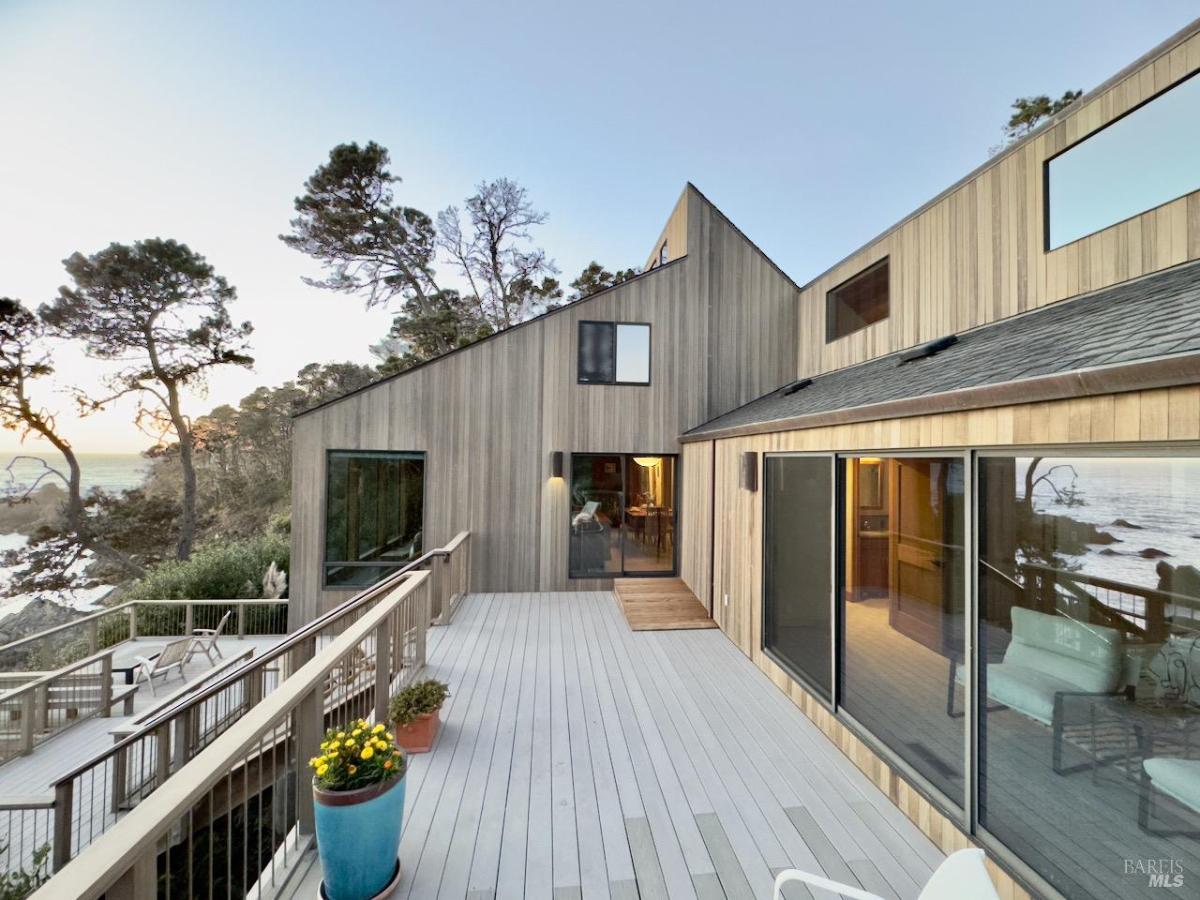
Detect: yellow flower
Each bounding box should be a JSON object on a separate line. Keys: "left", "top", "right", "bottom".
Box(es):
{"left": 361, "top": 746, "right": 375, "bottom": 760}
{"left": 327, "top": 750, "right": 338, "bottom": 758}
{"left": 329, "top": 740, "right": 341, "bottom": 750}
{"left": 384, "top": 760, "right": 393, "bottom": 770}
{"left": 348, "top": 765, "right": 357, "bottom": 774}
{"left": 336, "top": 732, "right": 345, "bottom": 739}
{"left": 351, "top": 728, "right": 362, "bottom": 737}
{"left": 308, "top": 757, "right": 318, "bottom": 767}
{"left": 386, "top": 732, "right": 394, "bottom": 741}
{"left": 344, "top": 738, "right": 355, "bottom": 748}
{"left": 372, "top": 723, "right": 386, "bottom": 734}
{"left": 316, "top": 764, "right": 328, "bottom": 776}
{"left": 392, "top": 749, "right": 401, "bottom": 756}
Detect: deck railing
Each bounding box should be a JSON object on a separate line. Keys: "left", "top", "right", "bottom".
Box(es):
{"left": 0, "top": 530, "right": 469, "bottom": 885}
{"left": 0, "top": 599, "right": 291, "bottom": 674}
{"left": 30, "top": 567, "right": 434, "bottom": 900}
{"left": 0, "top": 649, "right": 121, "bottom": 765}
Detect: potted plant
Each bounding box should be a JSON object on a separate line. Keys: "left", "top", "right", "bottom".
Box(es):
{"left": 388, "top": 679, "right": 450, "bottom": 753}
{"left": 310, "top": 718, "right": 406, "bottom": 900}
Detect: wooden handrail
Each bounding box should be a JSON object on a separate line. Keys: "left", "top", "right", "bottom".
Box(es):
{"left": 0, "top": 598, "right": 287, "bottom": 657}
{"left": 31, "top": 569, "right": 432, "bottom": 900}
{"left": 0, "top": 647, "right": 117, "bottom": 703}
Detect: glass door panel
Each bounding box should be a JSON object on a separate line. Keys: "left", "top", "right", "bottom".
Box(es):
{"left": 622, "top": 456, "right": 675, "bottom": 574}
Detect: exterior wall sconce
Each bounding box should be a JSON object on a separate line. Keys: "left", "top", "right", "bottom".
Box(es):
{"left": 740, "top": 451, "right": 758, "bottom": 492}
{"left": 550, "top": 450, "right": 564, "bottom": 479}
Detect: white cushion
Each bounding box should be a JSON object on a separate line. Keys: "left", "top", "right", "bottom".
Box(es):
{"left": 1005, "top": 608, "right": 1123, "bottom": 694}
{"left": 1143, "top": 757, "right": 1200, "bottom": 813}
{"left": 985, "top": 663, "right": 1085, "bottom": 725}
{"left": 919, "top": 849, "right": 1000, "bottom": 900}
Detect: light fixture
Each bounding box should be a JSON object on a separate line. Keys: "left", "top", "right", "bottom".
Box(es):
{"left": 633, "top": 456, "right": 660, "bottom": 468}
{"left": 740, "top": 451, "right": 758, "bottom": 492}
{"left": 550, "top": 451, "right": 564, "bottom": 479}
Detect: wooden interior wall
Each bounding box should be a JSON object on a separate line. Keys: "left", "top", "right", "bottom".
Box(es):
{"left": 643, "top": 185, "right": 689, "bottom": 270}
{"left": 676, "top": 383, "right": 1200, "bottom": 898}
{"left": 799, "top": 25, "right": 1200, "bottom": 378}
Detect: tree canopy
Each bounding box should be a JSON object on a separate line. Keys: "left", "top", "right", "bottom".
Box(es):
{"left": 1001, "top": 90, "right": 1082, "bottom": 144}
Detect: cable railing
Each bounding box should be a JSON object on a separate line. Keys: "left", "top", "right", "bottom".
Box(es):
{"left": 31, "top": 566, "right": 435, "bottom": 900}
{"left": 0, "top": 599, "right": 290, "bottom": 674}
{"left": 0, "top": 530, "right": 469, "bottom": 883}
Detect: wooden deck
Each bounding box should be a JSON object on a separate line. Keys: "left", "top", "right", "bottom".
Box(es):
{"left": 292, "top": 592, "right": 942, "bottom": 900}
{"left": 613, "top": 578, "right": 717, "bottom": 632}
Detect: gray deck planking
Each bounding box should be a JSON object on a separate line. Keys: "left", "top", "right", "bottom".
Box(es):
{"left": 331, "top": 592, "right": 945, "bottom": 899}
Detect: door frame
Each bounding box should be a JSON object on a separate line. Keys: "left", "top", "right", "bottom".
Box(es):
{"left": 567, "top": 451, "right": 680, "bottom": 579}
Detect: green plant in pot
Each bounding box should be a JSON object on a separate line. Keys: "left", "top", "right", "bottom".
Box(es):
{"left": 388, "top": 679, "right": 450, "bottom": 753}
{"left": 310, "top": 718, "right": 407, "bottom": 900}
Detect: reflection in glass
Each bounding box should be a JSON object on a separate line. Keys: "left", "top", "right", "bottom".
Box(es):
{"left": 977, "top": 457, "right": 1200, "bottom": 900}
{"left": 324, "top": 451, "right": 424, "bottom": 587}
{"left": 569, "top": 454, "right": 675, "bottom": 577}
{"left": 1048, "top": 74, "right": 1200, "bottom": 249}
{"left": 763, "top": 456, "right": 833, "bottom": 699}
{"left": 841, "top": 456, "right": 966, "bottom": 804}
{"left": 615, "top": 324, "right": 651, "bottom": 384}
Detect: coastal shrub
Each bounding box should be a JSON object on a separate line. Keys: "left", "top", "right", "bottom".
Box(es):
{"left": 0, "top": 841, "right": 49, "bottom": 899}
{"left": 123, "top": 532, "right": 290, "bottom": 634}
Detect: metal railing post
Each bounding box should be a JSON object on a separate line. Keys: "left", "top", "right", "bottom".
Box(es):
{"left": 184, "top": 603, "right": 194, "bottom": 638}
{"left": 19, "top": 691, "right": 35, "bottom": 754}
{"left": 52, "top": 780, "right": 73, "bottom": 872}
{"left": 127, "top": 605, "right": 138, "bottom": 641}
{"left": 100, "top": 654, "right": 114, "bottom": 718}
{"left": 417, "top": 580, "right": 429, "bottom": 670}
{"left": 87, "top": 619, "right": 99, "bottom": 655}
{"left": 107, "top": 846, "right": 156, "bottom": 900}
{"left": 237, "top": 603, "right": 247, "bottom": 639}
{"left": 32, "top": 684, "right": 47, "bottom": 742}
{"left": 156, "top": 722, "right": 172, "bottom": 786}
{"left": 295, "top": 685, "right": 323, "bottom": 836}
{"left": 374, "top": 621, "right": 391, "bottom": 723}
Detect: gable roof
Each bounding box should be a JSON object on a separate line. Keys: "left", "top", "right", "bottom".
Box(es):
{"left": 683, "top": 259, "right": 1200, "bottom": 441}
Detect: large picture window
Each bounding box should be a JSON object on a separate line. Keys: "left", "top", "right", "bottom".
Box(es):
{"left": 977, "top": 455, "right": 1200, "bottom": 900}
{"left": 840, "top": 455, "right": 966, "bottom": 806}
{"left": 763, "top": 455, "right": 834, "bottom": 700}
{"left": 577, "top": 321, "right": 651, "bottom": 385}
{"left": 324, "top": 451, "right": 425, "bottom": 587}
{"left": 1046, "top": 73, "right": 1200, "bottom": 249}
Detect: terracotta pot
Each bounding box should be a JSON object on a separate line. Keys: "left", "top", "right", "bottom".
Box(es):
{"left": 394, "top": 708, "right": 441, "bottom": 753}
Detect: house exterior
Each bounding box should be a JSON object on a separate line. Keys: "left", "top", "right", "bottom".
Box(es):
{"left": 292, "top": 18, "right": 1200, "bottom": 900}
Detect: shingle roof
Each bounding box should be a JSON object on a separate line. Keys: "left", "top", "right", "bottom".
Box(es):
{"left": 684, "top": 259, "right": 1200, "bottom": 439}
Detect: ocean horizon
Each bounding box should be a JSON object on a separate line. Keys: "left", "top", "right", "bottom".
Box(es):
{"left": 0, "top": 451, "right": 151, "bottom": 496}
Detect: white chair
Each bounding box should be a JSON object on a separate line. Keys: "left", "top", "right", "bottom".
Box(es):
{"left": 186, "top": 609, "right": 233, "bottom": 665}
{"left": 133, "top": 638, "right": 192, "bottom": 695}
{"left": 773, "top": 848, "right": 999, "bottom": 900}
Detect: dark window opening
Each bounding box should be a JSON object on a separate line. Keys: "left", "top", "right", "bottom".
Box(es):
{"left": 324, "top": 450, "right": 425, "bottom": 587}
{"left": 577, "top": 321, "right": 650, "bottom": 385}
{"left": 826, "top": 258, "right": 889, "bottom": 342}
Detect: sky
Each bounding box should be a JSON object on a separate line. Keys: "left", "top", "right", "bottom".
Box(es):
{"left": 0, "top": 0, "right": 1196, "bottom": 453}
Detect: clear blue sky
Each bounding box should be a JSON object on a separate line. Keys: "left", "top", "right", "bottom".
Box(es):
{"left": 1, "top": 0, "right": 1196, "bottom": 451}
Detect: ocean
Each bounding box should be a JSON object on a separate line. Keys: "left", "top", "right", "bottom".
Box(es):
{"left": 0, "top": 452, "right": 150, "bottom": 619}
{"left": 0, "top": 451, "right": 151, "bottom": 495}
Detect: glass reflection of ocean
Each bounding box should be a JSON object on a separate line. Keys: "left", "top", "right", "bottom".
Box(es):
{"left": 1021, "top": 457, "right": 1200, "bottom": 591}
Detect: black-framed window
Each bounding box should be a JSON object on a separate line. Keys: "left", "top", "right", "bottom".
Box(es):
{"left": 324, "top": 450, "right": 425, "bottom": 587}
{"left": 577, "top": 321, "right": 651, "bottom": 385}
{"left": 1046, "top": 71, "right": 1200, "bottom": 250}
{"left": 763, "top": 455, "right": 834, "bottom": 701}
{"left": 826, "top": 258, "right": 889, "bottom": 342}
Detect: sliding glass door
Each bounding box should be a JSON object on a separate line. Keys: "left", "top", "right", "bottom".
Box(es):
{"left": 569, "top": 453, "right": 677, "bottom": 577}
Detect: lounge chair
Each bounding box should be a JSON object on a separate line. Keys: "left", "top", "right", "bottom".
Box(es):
{"left": 773, "top": 848, "right": 999, "bottom": 900}
{"left": 133, "top": 638, "right": 191, "bottom": 695}
{"left": 187, "top": 609, "right": 232, "bottom": 664}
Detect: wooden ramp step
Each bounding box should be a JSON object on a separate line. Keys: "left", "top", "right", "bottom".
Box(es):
{"left": 613, "top": 578, "right": 717, "bottom": 632}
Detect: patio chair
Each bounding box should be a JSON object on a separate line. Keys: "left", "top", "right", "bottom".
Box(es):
{"left": 133, "top": 637, "right": 192, "bottom": 695}
{"left": 773, "top": 848, "right": 999, "bottom": 900}
{"left": 187, "top": 609, "right": 233, "bottom": 664}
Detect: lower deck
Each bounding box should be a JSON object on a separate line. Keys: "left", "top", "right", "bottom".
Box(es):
{"left": 294, "top": 591, "right": 945, "bottom": 899}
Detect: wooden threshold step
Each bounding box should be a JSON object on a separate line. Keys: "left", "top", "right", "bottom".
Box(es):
{"left": 613, "top": 578, "right": 718, "bottom": 632}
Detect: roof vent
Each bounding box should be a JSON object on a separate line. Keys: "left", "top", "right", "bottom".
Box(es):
{"left": 780, "top": 378, "right": 812, "bottom": 396}
{"left": 898, "top": 334, "right": 958, "bottom": 365}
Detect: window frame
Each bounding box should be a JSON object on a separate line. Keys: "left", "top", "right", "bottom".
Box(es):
{"left": 824, "top": 257, "right": 890, "bottom": 343}
{"left": 321, "top": 448, "right": 427, "bottom": 590}
{"left": 1042, "top": 69, "right": 1200, "bottom": 252}
{"left": 576, "top": 320, "right": 652, "bottom": 386}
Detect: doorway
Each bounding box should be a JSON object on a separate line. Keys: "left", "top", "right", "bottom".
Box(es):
{"left": 568, "top": 453, "right": 677, "bottom": 577}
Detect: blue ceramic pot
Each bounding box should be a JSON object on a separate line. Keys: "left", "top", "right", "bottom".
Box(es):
{"left": 313, "top": 773, "right": 406, "bottom": 900}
